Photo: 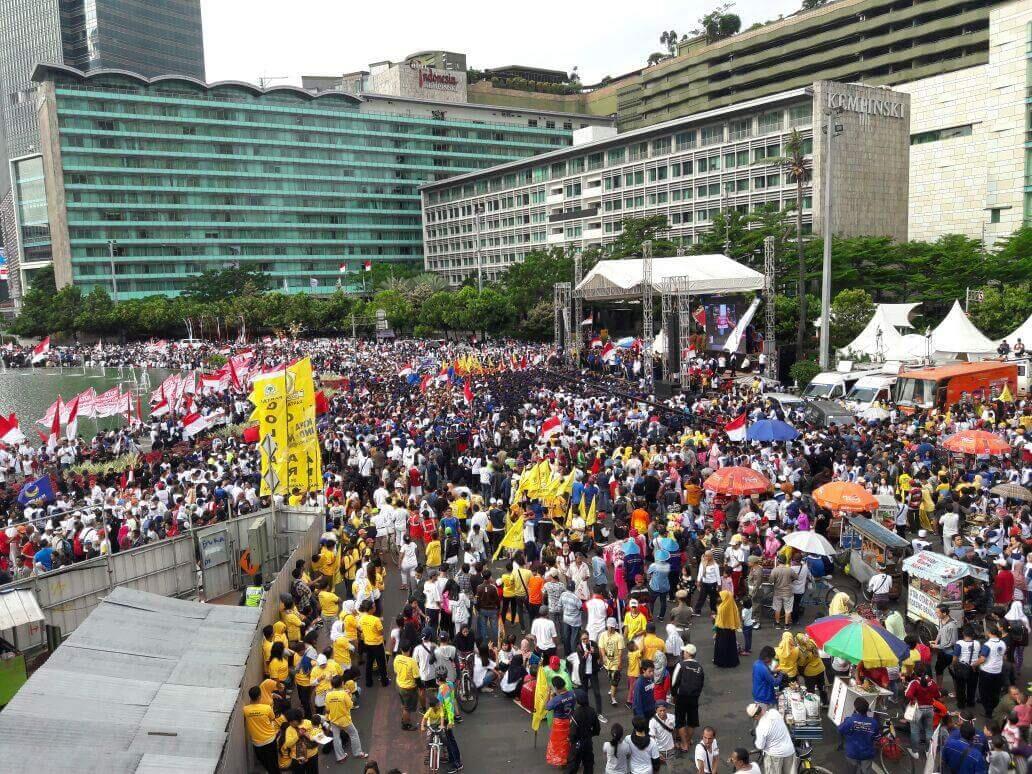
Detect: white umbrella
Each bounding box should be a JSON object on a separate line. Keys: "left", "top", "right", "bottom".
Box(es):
{"left": 861, "top": 406, "right": 891, "bottom": 421}
{"left": 784, "top": 531, "right": 837, "bottom": 556}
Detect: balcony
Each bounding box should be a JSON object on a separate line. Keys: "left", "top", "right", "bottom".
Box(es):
{"left": 547, "top": 232, "right": 566, "bottom": 244}
{"left": 546, "top": 192, "right": 565, "bottom": 205}
{"left": 548, "top": 206, "right": 598, "bottom": 223}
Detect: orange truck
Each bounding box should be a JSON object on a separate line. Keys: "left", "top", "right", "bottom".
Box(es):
{"left": 893, "top": 361, "right": 1018, "bottom": 413}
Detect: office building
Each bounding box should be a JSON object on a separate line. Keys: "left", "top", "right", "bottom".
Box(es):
{"left": 0, "top": 0, "right": 205, "bottom": 298}
{"left": 421, "top": 81, "right": 910, "bottom": 286}
{"left": 24, "top": 64, "right": 612, "bottom": 298}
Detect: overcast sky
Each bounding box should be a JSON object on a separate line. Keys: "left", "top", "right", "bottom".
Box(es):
{"left": 201, "top": 0, "right": 804, "bottom": 87}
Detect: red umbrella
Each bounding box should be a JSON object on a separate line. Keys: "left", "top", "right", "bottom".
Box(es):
{"left": 941, "top": 429, "right": 1010, "bottom": 456}
{"left": 703, "top": 466, "right": 772, "bottom": 497}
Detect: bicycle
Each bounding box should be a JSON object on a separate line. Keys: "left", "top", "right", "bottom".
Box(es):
{"left": 872, "top": 710, "right": 916, "bottom": 774}
{"left": 750, "top": 742, "right": 834, "bottom": 774}
{"left": 456, "top": 652, "right": 479, "bottom": 713}
{"left": 426, "top": 724, "right": 445, "bottom": 773}
{"left": 802, "top": 578, "right": 852, "bottom": 616}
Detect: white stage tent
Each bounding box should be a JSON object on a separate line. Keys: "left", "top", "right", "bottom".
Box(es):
{"left": 838, "top": 306, "right": 907, "bottom": 359}
{"left": 878, "top": 302, "right": 920, "bottom": 329}
{"left": 574, "top": 254, "right": 764, "bottom": 300}
{"left": 1000, "top": 311, "right": 1032, "bottom": 346}
{"left": 928, "top": 300, "right": 997, "bottom": 359}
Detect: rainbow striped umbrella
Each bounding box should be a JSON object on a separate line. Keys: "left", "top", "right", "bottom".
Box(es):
{"left": 805, "top": 615, "right": 909, "bottom": 667}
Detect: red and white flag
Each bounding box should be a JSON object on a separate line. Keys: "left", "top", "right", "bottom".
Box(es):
{"left": 38, "top": 397, "right": 63, "bottom": 427}
{"left": 151, "top": 397, "right": 170, "bottom": 418}
{"left": 363, "top": 260, "right": 372, "bottom": 272}
{"left": 93, "top": 387, "right": 121, "bottom": 418}
{"left": 540, "top": 415, "right": 562, "bottom": 441}
{"left": 724, "top": 413, "right": 747, "bottom": 442}
{"left": 64, "top": 396, "right": 79, "bottom": 440}
{"left": 31, "top": 336, "right": 50, "bottom": 364}
{"left": 182, "top": 411, "right": 210, "bottom": 439}
{"left": 46, "top": 402, "right": 60, "bottom": 453}
{"left": 0, "top": 414, "right": 26, "bottom": 444}
{"left": 462, "top": 379, "right": 474, "bottom": 405}
{"left": 75, "top": 387, "right": 97, "bottom": 419}
{"left": 601, "top": 341, "right": 617, "bottom": 362}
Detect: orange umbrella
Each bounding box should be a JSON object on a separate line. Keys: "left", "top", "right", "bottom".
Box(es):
{"left": 813, "top": 481, "right": 878, "bottom": 513}
{"left": 703, "top": 466, "right": 772, "bottom": 497}
{"left": 941, "top": 429, "right": 1011, "bottom": 456}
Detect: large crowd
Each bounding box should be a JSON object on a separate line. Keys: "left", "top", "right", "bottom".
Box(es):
{"left": 2, "top": 336, "right": 1032, "bottom": 774}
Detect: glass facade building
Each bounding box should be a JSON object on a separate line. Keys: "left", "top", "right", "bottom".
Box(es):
{"left": 33, "top": 65, "right": 610, "bottom": 298}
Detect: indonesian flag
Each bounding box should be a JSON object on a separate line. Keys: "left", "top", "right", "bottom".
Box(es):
{"left": 182, "top": 411, "right": 210, "bottom": 439}
{"left": 75, "top": 387, "right": 97, "bottom": 419}
{"left": 64, "top": 396, "right": 79, "bottom": 440}
{"left": 46, "top": 402, "right": 60, "bottom": 453}
{"left": 363, "top": 260, "right": 372, "bottom": 272}
{"left": 398, "top": 363, "right": 415, "bottom": 377}
{"left": 151, "top": 397, "right": 170, "bottom": 418}
{"left": 601, "top": 341, "right": 617, "bottom": 362}
{"left": 724, "top": 413, "right": 747, "bottom": 442}
{"left": 93, "top": 387, "right": 121, "bottom": 418}
{"left": 693, "top": 305, "right": 707, "bottom": 329}
{"left": 419, "top": 373, "right": 432, "bottom": 393}
{"left": 31, "top": 336, "right": 50, "bottom": 364}
{"left": 589, "top": 336, "right": 602, "bottom": 348}
{"left": 38, "top": 397, "right": 63, "bottom": 427}
{"left": 540, "top": 415, "right": 562, "bottom": 441}
{"left": 0, "top": 414, "right": 26, "bottom": 444}
{"left": 580, "top": 315, "right": 593, "bottom": 326}
{"left": 462, "top": 379, "right": 474, "bottom": 405}
{"left": 200, "top": 371, "right": 229, "bottom": 394}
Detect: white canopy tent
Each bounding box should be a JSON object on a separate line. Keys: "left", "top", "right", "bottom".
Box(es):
{"left": 928, "top": 300, "right": 997, "bottom": 359}
{"left": 575, "top": 254, "right": 764, "bottom": 300}
{"left": 878, "top": 302, "right": 920, "bottom": 329}
{"left": 1000, "top": 310, "right": 1032, "bottom": 347}
{"left": 837, "top": 306, "right": 908, "bottom": 360}
{"left": 883, "top": 333, "right": 933, "bottom": 362}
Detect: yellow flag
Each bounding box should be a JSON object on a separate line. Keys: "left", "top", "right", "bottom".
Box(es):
{"left": 284, "top": 357, "right": 323, "bottom": 493}
{"left": 250, "top": 373, "right": 289, "bottom": 496}
{"left": 492, "top": 516, "right": 524, "bottom": 560}
{"left": 531, "top": 665, "right": 549, "bottom": 732}
{"left": 1000, "top": 385, "right": 1014, "bottom": 402}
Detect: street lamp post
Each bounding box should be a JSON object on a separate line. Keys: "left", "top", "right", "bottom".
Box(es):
{"left": 818, "top": 108, "right": 842, "bottom": 370}
{"left": 107, "top": 239, "right": 119, "bottom": 302}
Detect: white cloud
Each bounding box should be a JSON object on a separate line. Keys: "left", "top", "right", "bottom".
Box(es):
{"left": 201, "top": 0, "right": 805, "bottom": 86}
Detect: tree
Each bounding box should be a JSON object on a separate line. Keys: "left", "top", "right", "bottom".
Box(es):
{"left": 608, "top": 216, "right": 678, "bottom": 258}
{"left": 695, "top": 3, "right": 741, "bottom": 42}
{"left": 801, "top": 0, "right": 828, "bottom": 9}
{"left": 76, "top": 286, "right": 118, "bottom": 335}
{"left": 830, "top": 289, "right": 875, "bottom": 348}
{"left": 647, "top": 52, "right": 666, "bottom": 66}
{"left": 371, "top": 289, "right": 414, "bottom": 332}
{"left": 690, "top": 209, "right": 751, "bottom": 261}
{"left": 659, "top": 29, "right": 679, "bottom": 55}
{"left": 10, "top": 270, "right": 59, "bottom": 336}
{"left": 970, "top": 284, "right": 1032, "bottom": 341}
{"left": 775, "top": 130, "right": 811, "bottom": 359}
{"left": 181, "top": 265, "right": 268, "bottom": 304}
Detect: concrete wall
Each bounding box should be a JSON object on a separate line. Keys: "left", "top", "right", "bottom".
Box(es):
{"left": 811, "top": 81, "right": 911, "bottom": 242}
{"left": 367, "top": 62, "right": 469, "bottom": 104}
{"left": 467, "top": 80, "right": 623, "bottom": 117}
{"left": 895, "top": 0, "right": 1031, "bottom": 244}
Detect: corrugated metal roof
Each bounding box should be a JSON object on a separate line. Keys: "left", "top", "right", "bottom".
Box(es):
{"left": 0, "top": 588, "right": 44, "bottom": 629}
{"left": 0, "top": 587, "right": 261, "bottom": 773}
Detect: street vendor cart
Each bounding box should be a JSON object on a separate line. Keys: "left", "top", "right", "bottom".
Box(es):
{"left": 840, "top": 517, "right": 910, "bottom": 601}
{"left": 875, "top": 493, "right": 900, "bottom": 531}
{"left": 901, "top": 551, "right": 989, "bottom": 643}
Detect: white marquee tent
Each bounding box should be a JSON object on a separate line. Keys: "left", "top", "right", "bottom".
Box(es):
{"left": 1000, "top": 310, "right": 1032, "bottom": 346}
{"left": 928, "top": 300, "right": 998, "bottom": 359}
{"left": 838, "top": 306, "right": 907, "bottom": 359}
{"left": 878, "top": 302, "right": 921, "bottom": 329}
{"left": 575, "top": 254, "right": 764, "bottom": 300}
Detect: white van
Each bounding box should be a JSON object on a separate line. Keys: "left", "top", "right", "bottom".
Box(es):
{"left": 844, "top": 374, "right": 897, "bottom": 410}
{"left": 802, "top": 371, "right": 864, "bottom": 400}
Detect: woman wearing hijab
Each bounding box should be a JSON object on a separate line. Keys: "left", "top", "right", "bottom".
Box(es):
{"left": 1011, "top": 559, "right": 1028, "bottom": 603}
{"left": 712, "top": 590, "right": 742, "bottom": 668}
{"left": 796, "top": 633, "right": 829, "bottom": 704}
{"left": 774, "top": 632, "right": 800, "bottom": 680}
{"left": 1005, "top": 600, "right": 1030, "bottom": 676}
{"left": 828, "top": 591, "right": 854, "bottom": 617}
{"left": 500, "top": 653, "right": 527, "bottom": 697}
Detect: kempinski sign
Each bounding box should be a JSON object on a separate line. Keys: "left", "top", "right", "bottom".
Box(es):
{"left": 827, "top": 91, "right": 906, "bottom": 119}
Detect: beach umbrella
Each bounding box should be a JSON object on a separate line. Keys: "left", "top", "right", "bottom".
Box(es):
{"left": 783, "top": 531, "right": 837, "bottom": 556}
{"left": 703, "top": 466, "right": 772, "bottom": 497}
{"left": 806, "top": 615, "right": 909, "bottom": 667}
{"left": 745, "top": 419, "right": 799, "bottom": 442}
{"left": 813, "top": 481, "right": 878, "bottom": 513}
{"left": 990, "top": 482, "right": 1032, "bottom": 502}
{"left": 941, "top": 429, "right": 1011, "bottom": 456}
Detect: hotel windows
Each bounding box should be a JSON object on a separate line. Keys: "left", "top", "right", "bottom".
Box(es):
{"left": 675, "top": 131, "right": 696, "bottom": 150}
{"left": 729, "top": 118, "right": 751, "bottom": 141}
{"left": 759, "top": 111, "right": 783, "bottom": 134}
{"left": 701, "top": 124, "right": 723, "bottom": 146}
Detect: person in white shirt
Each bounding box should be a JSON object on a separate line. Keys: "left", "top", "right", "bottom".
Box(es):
{"left": 530, "top": 605, "right": 559, "bottom": 659}
{"left": 729, "top": 747, "right": 762, "bottom": 774}
{"left": 649, "top": 702, "right": 677, "bottom": 758}
{"left": 627, "top": 715, "right": 662, "bottom": 774}
{"left": 694, "top": 725, "right": 720, "bottom": 774}
{"left": 747, "top": 703, "right": 796, "bottom": 774}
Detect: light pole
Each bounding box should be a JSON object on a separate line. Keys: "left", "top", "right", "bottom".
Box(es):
{"left": 107, "top": 239, "right": 119, "bottom": 302}
{"left": 818, "top": 108, "right": 843, "bottom": 370}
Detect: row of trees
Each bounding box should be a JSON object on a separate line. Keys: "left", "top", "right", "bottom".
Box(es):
{"left": 7, "top": 214, "right": 1031, "bottom": 357}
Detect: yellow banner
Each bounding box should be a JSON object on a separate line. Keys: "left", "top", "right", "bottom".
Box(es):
{"left": 250, "top": 375, "right": 289, "bottom": 496}
{"left": 492, "top": 516, "right": 524, "bottom": 560}
{"left": 531, "top": 665, "right": 549, "bottom": 732}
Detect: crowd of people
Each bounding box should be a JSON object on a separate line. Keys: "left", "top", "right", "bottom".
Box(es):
{"left": 2, "top": 335, "right": 1032, "bottom": 773}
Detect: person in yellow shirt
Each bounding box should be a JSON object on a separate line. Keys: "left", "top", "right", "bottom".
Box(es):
{"left": 325, "top": 674, "right": 369, "bottom": 763}
{"left": 276, "top": 708, "right": 304, "bottom": 771}
{"left": 294, "top": 630, "right": 320, "bottom": 717}
{"left": 266, "top": 641, "right": 292, "bottom": 682}
{"left": 331, "top": 627, "right": 355, "bottom": 670}
{"left": 511, "top": 562, "right": 532, "bottom": 629}
{"left": 774, "top": 632, "right": 800, "bottom": 679}
{"left": 257, "top": 677, "right": 284, "bottom": 709}
{"left": 359, "top": 600, "right": 389, "bottom": 688}
{"left": 280, "top": 600, "right": 304, "bottom": 646}
{"left": 393, "top": 644, "right": 420, "bottom": 730}
{"left": 641, "top": 622, "right": 666, "bottom": 662}
{"left": 318, "top": 582, "right": 341, "bottom": 623}
{"left": 598, "top": 618, "right": 626, "bottom": 707}
{"left": 425, "top": 535, "right": 442, "bottom": 570}
{"left": 313, "top": 539, "right": 339, "bottom": 581}
{"left": 625, "top": 640, "right": 641, "bottom": 705}
{"left": 296, "top": 718, "right": 323, "bottom": 769}
{"left": 452, "top": 495, "right": 469, "bottom": 523}
{"left": 311, "top": 653, "right": 343, "bottom": 714}
{"left": 623, "top": 600, "right": 648, "bottom": 643}
{"left": 243, "top": 685, "right": 282, "bottom": 773}
{"left": 500, "top": 564, "right": 517, "bottom": 623}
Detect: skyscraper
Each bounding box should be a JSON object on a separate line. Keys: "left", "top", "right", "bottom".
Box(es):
{"left": 0, "top": 0, "right": 205, "bottom": 296}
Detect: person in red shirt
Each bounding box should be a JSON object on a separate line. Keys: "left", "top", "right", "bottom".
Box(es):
{"left": 993, "top": 559, "right": 1015, "bottom": 606}
{"left": 904, "top": 663, "right": 941, "bottom": 756}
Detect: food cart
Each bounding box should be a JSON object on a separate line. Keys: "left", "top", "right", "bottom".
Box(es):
{"left": 875, "top": 493, "right": 899, "bottom": 530}
{"left": 0, "top": 588, "right": 46, "bottom": 708}
{"left": 840, "top": 516, "right": 910, "bottom": 600}
{"left": 901, "top": 551, "right": 989, "bottom": 641}
{"left": 828, "top": 674, "right": 895, "bottom": 725}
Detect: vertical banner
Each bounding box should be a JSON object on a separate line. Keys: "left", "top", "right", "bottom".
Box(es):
{"left": 284, "top": 357, "right": 323, "bottom": 493}
{"left": 249, "top": 375, "right": 289, "bottom": 496}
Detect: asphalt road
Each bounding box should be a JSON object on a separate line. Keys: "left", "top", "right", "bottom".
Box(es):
{"left": 316, "top": 568, "right": 867, "bottom": 774}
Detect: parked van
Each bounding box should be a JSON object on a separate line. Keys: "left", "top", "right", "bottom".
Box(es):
{"left": 893, "top": 361, "right": 1018, "bottom": 413}
{"left": 844, "top": 374, "right": 898, "bottom": 411}
{"left": 802, "top": 371, "right": 865, "bottom": 400}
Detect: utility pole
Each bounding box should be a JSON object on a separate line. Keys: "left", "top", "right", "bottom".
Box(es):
{"left": 108, "top": 239, "right": 119, "bottom": 302}
{"left": 763, "top": 236, "right": 778, "bottom": 381}
{"left": 572, "top": 250, "right": 583, "bottom": 366}
{"left": 641, "top": 240, "right": 654, "bottom": 390}
{"left": 819, "top": 107, "right": 842, "bottom": 371}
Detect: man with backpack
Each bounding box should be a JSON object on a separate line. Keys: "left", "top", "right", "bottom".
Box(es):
{"left": 671, "top": 643, "right": 705, "bottom": 753}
